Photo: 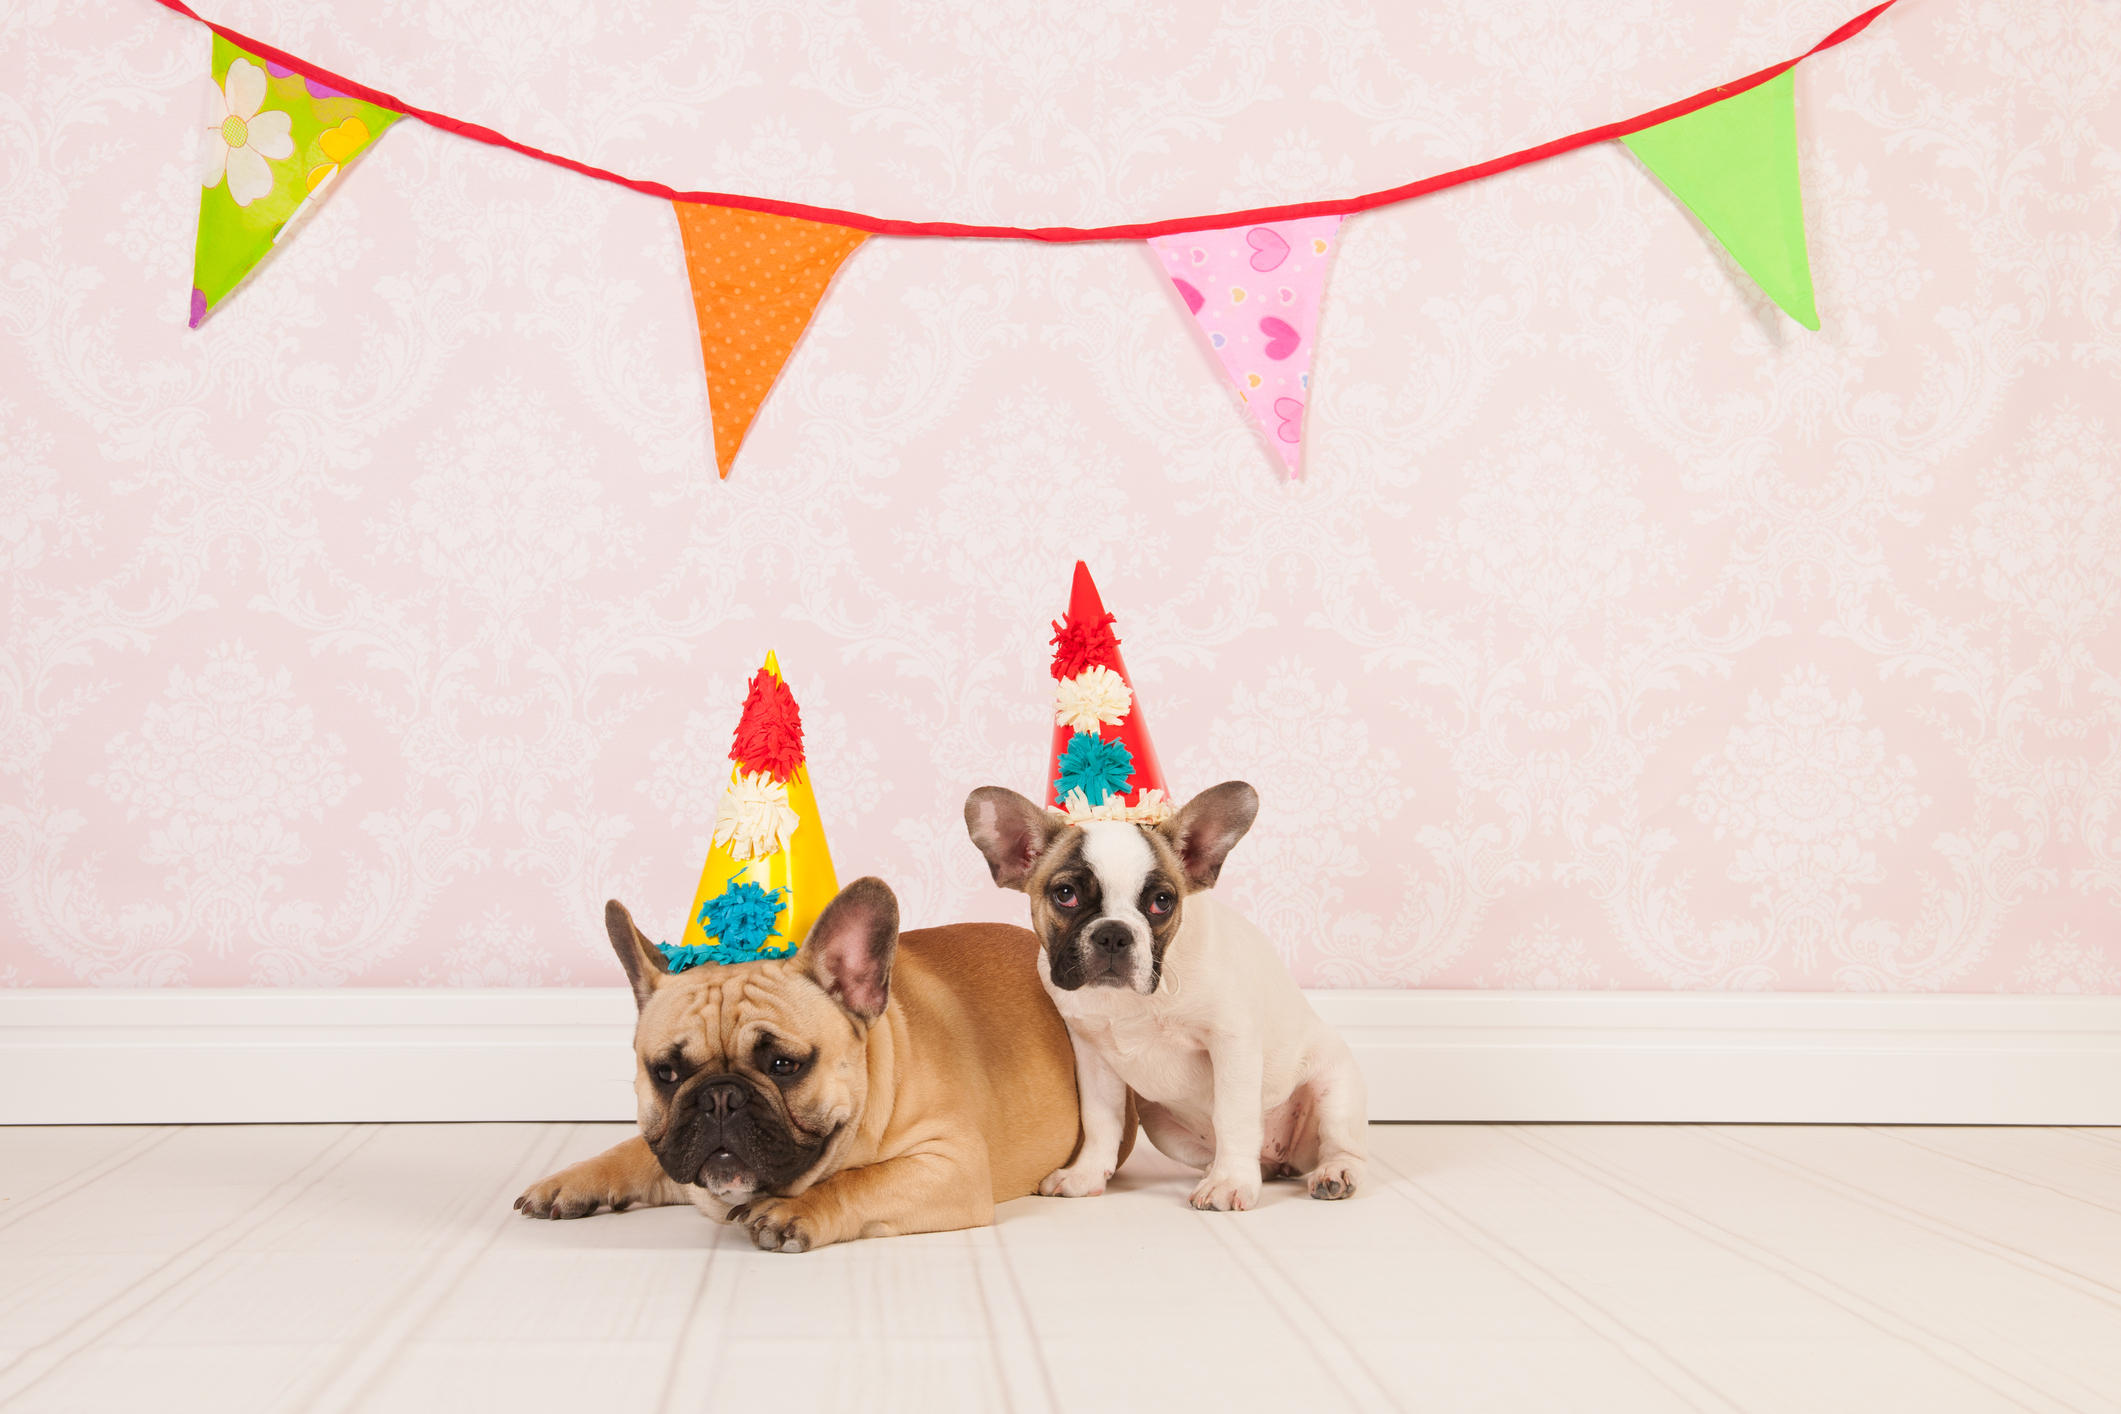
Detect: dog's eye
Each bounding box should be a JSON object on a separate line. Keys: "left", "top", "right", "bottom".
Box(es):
{"left": 1147, "top": 890, "right": 1175, "bottom": 916}
{"left": 651, "top": 1063, "right": 679, "bottom": 1085}
{"left": 1051, "top": 883, "right": 1078, "bottom": 908}
{"left": 769, "top": 1056, "right": 804, "bottom": 1079}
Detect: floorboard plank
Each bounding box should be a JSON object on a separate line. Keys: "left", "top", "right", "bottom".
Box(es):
{"left": 3, "top": 1122, "right": 2117, "bottom": 1414}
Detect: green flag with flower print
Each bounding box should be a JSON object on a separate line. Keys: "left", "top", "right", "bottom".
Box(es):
{"left": 190, "top": 35, "right": 402, "bottom": 328}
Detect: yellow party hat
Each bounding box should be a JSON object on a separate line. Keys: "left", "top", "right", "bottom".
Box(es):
{"left": 662, "top": 652, "right": 840, "bottom": 970}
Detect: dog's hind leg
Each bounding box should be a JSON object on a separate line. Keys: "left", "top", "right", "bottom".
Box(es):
{"left": 1136, "top": 1098, "right": 1216, "bottom": 1170}
{"left": 516, "top": 1136, "right": 685, "bottom": 1219}
{"left": 1301, "top": 1051, "right": 1369, "bottom": 1201}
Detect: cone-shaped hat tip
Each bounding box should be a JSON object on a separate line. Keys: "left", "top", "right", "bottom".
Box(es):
{"left": 1069, "top": 561, "right": 1104, "bottom": 620}
{"left": 761, "top": 649, "right": 781, "bottom": 679}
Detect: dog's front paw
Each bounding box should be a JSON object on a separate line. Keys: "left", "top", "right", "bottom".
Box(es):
{"left": 1188, "top": 1170, "right": 1262, "bottom": 1212}
{"left": 730, "top": 1197, "right": 818, "bottom": 1253}
{"left": 1306, "top": 1158, "right": 1363, "bottom": 1201}
{"left": 1038, "top": 1163, "right": 1112, "bottom": 1198}
{"left": 515, "top": 1162, "right": 635, "bottom": 1220}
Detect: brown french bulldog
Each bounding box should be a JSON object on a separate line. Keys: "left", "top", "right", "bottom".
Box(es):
{"left": 515, "top": 876, "right": 1133, "bottom": 1252}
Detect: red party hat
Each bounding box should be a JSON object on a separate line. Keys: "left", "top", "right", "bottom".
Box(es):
{"left": 1045, "top": 562, "right": 1172, "bottom": 823}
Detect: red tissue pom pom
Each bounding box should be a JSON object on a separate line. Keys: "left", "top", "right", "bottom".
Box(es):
{"left": 730, "top": 669, "right": 806, "bottom": 782}
{"left": 1050, "top": 609, "right": 1121, "bottom": 681}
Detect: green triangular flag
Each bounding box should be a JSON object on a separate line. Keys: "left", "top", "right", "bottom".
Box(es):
{"left": 1622, "top": 69, "right": 1819, "bottom": 331}
{"left": 190, "top": 35, "right": 402, "bottom": 328}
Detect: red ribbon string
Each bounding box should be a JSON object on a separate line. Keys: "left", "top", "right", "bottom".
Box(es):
{"left": 153, "top": 0, "right": 1898, "bottom": 242}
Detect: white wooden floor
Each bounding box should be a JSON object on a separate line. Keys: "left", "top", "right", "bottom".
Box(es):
{"left": 1, "top": 1124, "right": 2117, "bottom": 1413}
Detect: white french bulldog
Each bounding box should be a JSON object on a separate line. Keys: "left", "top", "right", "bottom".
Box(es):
{"left": 964, "top": 781, "right": 1367, "bottom": 1211}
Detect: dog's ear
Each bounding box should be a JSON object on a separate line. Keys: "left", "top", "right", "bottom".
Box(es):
{"left": 1157, "top": 781, "right": 1259, "bottom": 891}
{"left": 964, "top": 786, "right": 1066, "bottom": 890}
{"left": 799, "top": 876, "right": 899, "bottom": 1023}
{"left": 606, "top": 899, "right": 671, "bottom": 1011}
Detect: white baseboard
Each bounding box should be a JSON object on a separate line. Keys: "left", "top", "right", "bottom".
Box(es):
{"left": 1325, "top": 991, "right": 2121, "bottom": 1124}
{"left": 2, "top": 989, "right": 2117, "bottom": 1125}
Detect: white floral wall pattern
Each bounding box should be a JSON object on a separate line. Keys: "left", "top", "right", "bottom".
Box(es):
{"left": 1, "top": 0, "right": 2115, "bottom": 991}
{"left": 1687, "top": 668, "right": 1927, "bottom": 982}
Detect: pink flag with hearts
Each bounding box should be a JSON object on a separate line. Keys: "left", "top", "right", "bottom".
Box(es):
{"left": 1148, "top": 215, "right": 1342, "bottom": 476}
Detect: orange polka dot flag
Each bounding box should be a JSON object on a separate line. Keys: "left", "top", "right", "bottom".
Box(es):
{"left": 671, "top": 202, "right": 869, "bottom": 478}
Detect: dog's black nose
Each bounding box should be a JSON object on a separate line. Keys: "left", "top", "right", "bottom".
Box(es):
{"left": 1089, "top": 921, "right": 1132, "bottom": 956}
{"left": 700, "top": 1077, "right": 748, "bottom": 1122}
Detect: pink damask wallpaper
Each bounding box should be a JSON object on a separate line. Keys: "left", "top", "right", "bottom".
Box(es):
{"left": 3, "top": 0, "right": 2117, "bottom": 990}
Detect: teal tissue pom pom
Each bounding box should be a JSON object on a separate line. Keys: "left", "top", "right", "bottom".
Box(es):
{"left": 700, "top": 879, "right": 788, "bottom": 951}
{"left": 657, "top": 880, "right": 789, "bottom": 973}
{"left": 1055, "top": 731, "right": 1134, "bottom": 807}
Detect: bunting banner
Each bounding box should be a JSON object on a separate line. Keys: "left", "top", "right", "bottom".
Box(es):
{"left": 160, "top": 0, "right": 1898, "bottom": 474}
{"left": 671, "top": 203, "right": 869, "bottom": 479}
{"left": 1622, "top": 69, "right": 1819, "bottom": 330}
{"left": 190, "top": 34, "right": 400, "bottom": 329}
{"left": 1150, "top": 217, "right": 1342, "bottom": 475}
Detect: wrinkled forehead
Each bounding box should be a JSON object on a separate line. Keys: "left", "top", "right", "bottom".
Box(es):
{"left": 635, "top": 962, "right": 843, "bottom": 1058}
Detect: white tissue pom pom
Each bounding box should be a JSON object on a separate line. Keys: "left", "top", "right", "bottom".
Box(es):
{"left": 1054, "top": 666, "right": 1133, "bottom": 733}
{"left": 713, "top": 770, "right": 801, "bottom": 861}
{"left": 1050, "top": 786, "right": 1175, "bottom": 825}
